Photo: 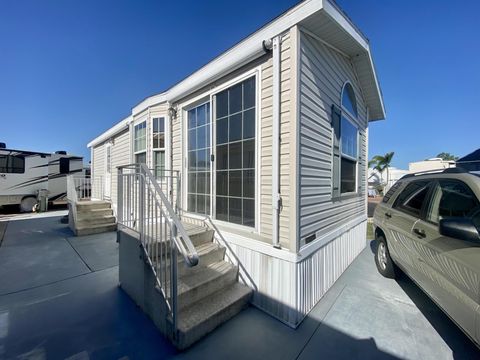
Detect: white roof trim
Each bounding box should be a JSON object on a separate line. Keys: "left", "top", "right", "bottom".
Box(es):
{"left": 90, "top": 0, "right": 385, "bottom": 147}
{"left": 88, "top": 115, "right": 131, "bottom": 148}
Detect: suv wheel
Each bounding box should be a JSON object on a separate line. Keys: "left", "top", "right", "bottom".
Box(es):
{"left": 375, "top": 235, "right": 397, "bottom": 279}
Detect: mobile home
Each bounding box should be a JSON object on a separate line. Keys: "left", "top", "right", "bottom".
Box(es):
{"left": 0, "top": 144, "right": 83, "bottom": 211}
{"left": 86, "top": 0, "right": 385, "bottom": 347}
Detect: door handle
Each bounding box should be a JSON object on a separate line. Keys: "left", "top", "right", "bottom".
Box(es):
{"left": 413, "top": 228, "right": 426, "bottom": 238}
{"left": 385, "top": 212, "right": 392, "bottom": 219}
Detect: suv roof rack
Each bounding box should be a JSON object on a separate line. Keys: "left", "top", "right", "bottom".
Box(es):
{"left": 400, "top": 167, "right": 467, "bottom": 180}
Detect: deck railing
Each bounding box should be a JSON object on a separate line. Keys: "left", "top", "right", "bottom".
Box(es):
{"left": 117, "top": 164, "right": 198, "bottom": 333}
{"left": 66, "top": 175, "right": 105, "bottom": 202}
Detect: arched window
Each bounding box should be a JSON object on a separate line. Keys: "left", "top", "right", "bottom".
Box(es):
{"left": 341, "top": 82, "right": 357, "bottom": 117}
{"left": 331, "top": 82, "right": 359, "bottom": 196}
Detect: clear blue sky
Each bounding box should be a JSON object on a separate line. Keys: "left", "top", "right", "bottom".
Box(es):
{"left": 1, "top": 0, "right": 479, "bottom": 169}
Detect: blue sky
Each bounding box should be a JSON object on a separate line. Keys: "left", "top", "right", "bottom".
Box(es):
{"left": 1, "top": 0, "right": 479, "bottom": 169}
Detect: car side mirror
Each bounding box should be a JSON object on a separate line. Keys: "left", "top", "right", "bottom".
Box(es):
{"left": 439, "top": 217, "right": 480, "bottom": 242}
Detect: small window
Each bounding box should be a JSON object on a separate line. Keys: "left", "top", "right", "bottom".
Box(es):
{"left": 341, "top": 117, "right": 357, "bottom": 159}
{"left": 341, "top": 83, "right": 357, "bottom": 117}
{"left": 134, "top": 121, "right": 146, "bottom": 153}
{"left": 59, "top": 158, "right": 70, "bottom": 174}
{"left": 383, "top": 182, "right": 402, "bottom": 203}
{"left": 426, "top": 180, "right": 480, "bottom": 224}
{"left": 152, "top": 117, "right": 165, "bottom": 149}
{"left": 0, "top": 155, "right": 25, "bottom": 174}
{"left": 135, "top": 152, "right": 146, "bottom": 164}
{"left": 393, "top": 181, "right": 430, "bottom": 217}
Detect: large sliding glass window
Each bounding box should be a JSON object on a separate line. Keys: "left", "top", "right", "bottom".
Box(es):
{"left": 152, "top": 117, "right": 165, "bottom": 178}
{"left": 215, "top": 76, "right": 255, "bottom": 227}
{"left": 134, "top": 121, "right": 147, "bottom": 164}
{"left": 187, "top": 103, "right": 211, "bottom": 215}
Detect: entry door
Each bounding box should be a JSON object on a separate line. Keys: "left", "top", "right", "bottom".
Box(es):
{"left": 104, "top": 144, "right": 111, "bottom": 199}
{"left": 186, "top": 102, "right": 211, "bottom": 215}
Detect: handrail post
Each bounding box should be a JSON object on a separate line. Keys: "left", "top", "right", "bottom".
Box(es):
{"left": 176, "top": 172, "right": 181, "bottom": 216}
{"left": 117, "top": 167, "right": 123, "bottom": 225}
{"left": 170, "top": 219, "right": 178, "bottom": 334}
{"left": 139, "top": 172, "right": 145, "bottom": 239}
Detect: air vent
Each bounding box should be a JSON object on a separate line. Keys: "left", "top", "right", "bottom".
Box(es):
{"left": 0, "top": 143, "right": 6, "bottom": 149}
{"left": 55, "top": 151, "right": 67, "bottom": 155}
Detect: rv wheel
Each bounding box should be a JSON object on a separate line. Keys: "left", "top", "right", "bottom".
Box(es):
{"left": 20, "top": 197, "right": 37, "bottom": 213}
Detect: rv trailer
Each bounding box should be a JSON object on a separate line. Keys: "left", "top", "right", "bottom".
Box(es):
{"left": 0, "top": 143, "right": 83, "bottom": 212}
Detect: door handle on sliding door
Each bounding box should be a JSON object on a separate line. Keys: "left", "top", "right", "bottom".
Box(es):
{"left": 413, "top": 228, "right": 426, "bottom": 238}
{"left": 385, "top": 212, "right": 392, "bottom": 219}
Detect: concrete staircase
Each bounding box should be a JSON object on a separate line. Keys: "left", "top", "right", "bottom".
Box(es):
{"left": 167, "top": 222, "right": 252, "bottom": 349}
{"left": 72, "top": 200, "right": 117, "bottom": 236}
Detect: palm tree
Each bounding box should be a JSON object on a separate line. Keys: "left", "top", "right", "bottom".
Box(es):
{"left": 369, "top": 152, "right": 395, "bottom": 186}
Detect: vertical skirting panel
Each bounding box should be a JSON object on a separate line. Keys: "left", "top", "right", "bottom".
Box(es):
{"left": 222, "top": 220, "right": 366, "bottom": 328}
{"left": 295, "top": 220, "right": 366, "bottom": 324}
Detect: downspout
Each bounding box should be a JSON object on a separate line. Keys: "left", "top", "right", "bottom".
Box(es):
{"left": 271, "top": 35, "right": 281, "bottom": 249}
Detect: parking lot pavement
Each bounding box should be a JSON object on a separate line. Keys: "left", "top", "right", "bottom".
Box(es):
{"left": 0, "top": 216, "right": 478, "bottom": 359}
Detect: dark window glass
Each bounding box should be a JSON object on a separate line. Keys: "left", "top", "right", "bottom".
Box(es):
{"left": 341, "top": 83, "right": 357, "bottom": 117}
{"left": 216, "top": 144, "right": 228, "bottom": 170}
{"left": 197, "top": 149, "right": 208, "bottom": 171}
{"left": 216, "top": 118, "right": 228, "bottom": 145}
{"left": 197, "top": 125, "right": 206, "bottom": 149}
{"left": 243, "top": 170, "right": 254, "bottom": 198}
{"left": 197, "top": 195, "right": 206, "bottom": 214}
{"left": 188, "top": 109, "right": 196, "bottom": 128}
{"left": 59, "top": 158, "right": 70, "bottom": 174}
{"left": 188, "top": 195, "right": 196, "bottom": 213}
{"left": 152, "top": 117, "right": 165, "bottom": 149}
{"left": 216, "top": 91, "right": 228, "bottom": 119}
{"left": 197, "top": 104, "right": 207, "bottom": 126}
{"left": 214, "top": 76, "right": 256, "bottom": 226}
{"left": 197, "top": 172, "right": 206, "bottom": 194}
{"left": 216, "top": 197, "right": 228, "bottom": 221}
{"left": 341, "top": 116, "right": 357, "bottom": 159}
{"left": 243, "top": 77, "right": 255, "bottom": 109}
{"left": 229, "top": 197, "right": 242, "bottom": 224}
{"left": 340, "top": 158, "right": 356, "bottom": 193}
{"left": 188, "top": 173, "right": 196, "bottom": 193}
{"left": 243, "top": 140, "right": 255, "bottom": 169}
{"left": 188, "top": 129, "right": 196, "bottom": 150}
{"left": 229, "top": 113, "right": 242, "bottom": 142}
{"left": 135, "top": 152, "right": 146, "bottom": 164}
{"left": 243, "top": 109, "right": 255, "bottom": 139}
{"left": 426, "top": 180, "right": 480, "bottom": 223}
{"left": 229, "top": 83, "right": 242, "bottom": 114}
{"left": 216, "top": 171, "right": 228, "bottom": 196}
{"left": 188, "top": 151, "right": 196, "bottom": 170}
{"left": 243, "top": 199, "right": 255, "bottom": 227}
{"left": 394, "top": 181, "right": 430, "bottom": 217}
{"left": 229, "top": 170, "right": 242, "bottom": 197}
{"left": 0, "top": 155, "right": 25, "bottom": 174}
{"left": 229, "top": 142, "right": 242, "bottom": 169}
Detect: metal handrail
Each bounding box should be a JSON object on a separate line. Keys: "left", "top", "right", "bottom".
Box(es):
{"left": 117, "top": 163, "right": 198, "bottom": 333}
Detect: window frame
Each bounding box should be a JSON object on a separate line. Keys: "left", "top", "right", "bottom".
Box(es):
{"left": 151, "top": 117, "right": 166, "bottom": 178}
{"left": 339, "top": 81, "right": 360, "bottom": 195}
{"left": 181, "top": 67, "right": 261, "bottom": 233}
{"left": 133, "top": 120, "right": 147, "bottom": 156}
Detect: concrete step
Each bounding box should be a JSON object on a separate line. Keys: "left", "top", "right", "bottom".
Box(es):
{"left": 178, "top": 242, "right": 225, "bottom": 276}
{"left": 183, "top": 223, "right": 214, "bottom": 247}
{"left": 177, "top": 261, "right": 237, "bottom": 311}
{"left": 76, "top": 200, "right": 112, "bottom": 211}
{"left": 76, "top": 208, "right": 113, "bottom": 218}
{"left": 76, "top": 215, "right": 116, "bottom": 227}
{"left": 175, "top": 283, "right": 252, "bottom": 350}
{"left": 76, "top": 223, "right": 117, "bottom": 236}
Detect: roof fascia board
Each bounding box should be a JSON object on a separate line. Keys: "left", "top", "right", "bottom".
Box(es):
{"left": 87, "top": 115, "right": 132, "bottom": 148}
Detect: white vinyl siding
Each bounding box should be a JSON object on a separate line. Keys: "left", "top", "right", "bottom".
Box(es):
{"left": 110, "top": 130, "right": 130, "bottom": 210}
{"left": 298, "top": 31, "right": 368, "bottom": 246}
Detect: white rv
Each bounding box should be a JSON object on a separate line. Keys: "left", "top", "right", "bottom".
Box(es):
{"left": 0, "top": 143, "right": 83, "bottom": 212}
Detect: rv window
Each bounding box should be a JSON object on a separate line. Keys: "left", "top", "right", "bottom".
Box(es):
{"left": 59, "top": 158, "right": 70, "bottom": 174}
{"left": 0, "top": 155, "right": 25, "bottom": 174}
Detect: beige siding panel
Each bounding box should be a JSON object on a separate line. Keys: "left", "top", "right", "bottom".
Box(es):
{"left": 298, "top": 31, "right": 368, "bottom": 244}
{"left": 92, "top": 144, "right": 105, "bottom": 183}
{"left": 110, "top": 130, "right": 130, "bottom": 212}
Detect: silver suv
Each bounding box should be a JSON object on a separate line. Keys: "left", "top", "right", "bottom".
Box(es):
{"left": 373, "top": 168, "right": 480, "bottom": 346}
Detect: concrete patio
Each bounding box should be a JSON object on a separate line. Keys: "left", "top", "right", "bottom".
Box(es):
{"left": 0, "top": 214, "right": 477, "bottom": 359}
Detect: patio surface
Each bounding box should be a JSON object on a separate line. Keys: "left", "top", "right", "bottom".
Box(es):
{"left": 0, "top": 214, "right": 478, "bottom": 359}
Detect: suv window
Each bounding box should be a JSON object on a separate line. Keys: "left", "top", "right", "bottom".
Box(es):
{"left": 383, "top": 182, "right": 401, "bottom": 203}
{"left": 393, "top": 180, "right": 430, "bottom": 217}
{"left": 426, "top": 180, "right": 480, "bottom": 224}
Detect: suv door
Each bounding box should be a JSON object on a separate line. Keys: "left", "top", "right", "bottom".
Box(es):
{"left": 410, "top": 179, "right": 480, "bottom": 341}
{"left": 385, "top": 180, "right": 432, "bottom": 276}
